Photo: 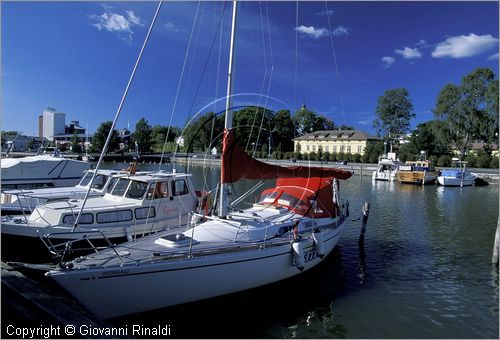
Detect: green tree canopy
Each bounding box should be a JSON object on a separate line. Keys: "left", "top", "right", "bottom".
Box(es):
{"left": 271, "top": 110, "right": 295, "bottom": 153}
{"left": 182, "top": 112, "right": 224, "bottom": 153}
{"left": 433, "top": 67, "right": 499, "bottom": 158}
{"left": 92, "top": 121, "right": 120, "bottom": 154}
{"left": 293, "top": 105, "right": 335, "bottom": 135}
{"left": 373, "top": 88, "right": 415, "bottom": 148}
{"left": 132, "top": 118, "right": 153, "bottom": 153}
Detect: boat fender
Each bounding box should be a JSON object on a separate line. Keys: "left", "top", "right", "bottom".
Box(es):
{"left": 125, "top": 225, "right": 133, "bottom": 242}
{"left": 312, "top": 230, "right": 325, "bottom": 258}
{"left": 292, "top": 241, "right": 305, "bottom": 271}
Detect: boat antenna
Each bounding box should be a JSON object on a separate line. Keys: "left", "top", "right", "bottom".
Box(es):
{"left": 219, "top": 0, "right": 237, "bottom": 218}
{"left": 71, "top": 1, "right": 163, "bottom": 231}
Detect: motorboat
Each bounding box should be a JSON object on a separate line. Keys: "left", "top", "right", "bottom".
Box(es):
{"left": 1, "top": 153, "right": 91, "bottom": 190}
{"left": 437, "top": 161, "right": 477, "bottom": 187}
{"left": 396, "top": 159, "right": 438, "bottom": 185}
{"left": 437, "top": 169, "right": 476, "bottom": 186}
{"left": 45, "top": 1, "right": 353, "bottom": 319}
{"left": 372, "top": 152, "right": 402, "bottom": 181}
{"left": 1, "top": 169, "right": 126, "bottom": 215}
{"left": 1, "top": 171, "right": 200, "bottom": 245}
{"left": 396, "top": 151, "right": 438, "bottom": 185}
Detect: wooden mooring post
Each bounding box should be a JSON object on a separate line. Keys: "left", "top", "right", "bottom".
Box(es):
{"left": 493, "top": 218, "right": 500, "bottom": 265}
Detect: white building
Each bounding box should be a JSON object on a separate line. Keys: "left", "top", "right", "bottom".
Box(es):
{"left": 41, "top": 108, "right": 66, "bottom": 141}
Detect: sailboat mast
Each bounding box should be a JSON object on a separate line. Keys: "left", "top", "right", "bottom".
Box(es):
{"left": 219, "top": 0, "right": 237, "bottom": 218}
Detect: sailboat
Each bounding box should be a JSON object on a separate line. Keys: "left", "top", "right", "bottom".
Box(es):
{"left": 46, "top": 1, "right": 353, "bottom": 319}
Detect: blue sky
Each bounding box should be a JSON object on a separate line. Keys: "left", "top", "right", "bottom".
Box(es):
{"left": 2, "top": 1, "right": 499, "bottom": 137}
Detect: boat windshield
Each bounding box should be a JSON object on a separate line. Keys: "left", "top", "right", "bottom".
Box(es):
{"left": 110, "top": 178, "right": 131, "bottom": 197}
{"left": 78, "top": 172, "right": 109, "bottom": 190}
{"left": 125, "top": 180, "right": 148, "bottom": 199}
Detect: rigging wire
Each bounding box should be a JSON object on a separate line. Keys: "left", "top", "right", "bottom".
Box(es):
{"left": 156, "top": 1, "right": 202, "bottom": 168}
{"left": 253, "top": 2, "right": 275, "bottom": 156}
{"left": 184, "top": 2, "right": 229, "bottom": 124}
{"left": 72, "top": 1, "right": 163, "bottom": 231}
{"left": 324, "top": 1, "right": 347, "bottom": 127}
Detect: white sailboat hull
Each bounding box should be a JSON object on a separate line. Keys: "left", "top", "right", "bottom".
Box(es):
{"left": 47, "top": 221, "right": 345, "bottom": 319}
{"left": 437, "top": 176, "right": 475, "bottom": 186}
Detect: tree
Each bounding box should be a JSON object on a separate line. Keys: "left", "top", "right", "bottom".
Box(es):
{"left": 373, "top": 88, "right": 415, "bottom": 149}
{"left": 232, "top": 106, "right": 273, "bottom": 153}
{"left": 271, "top": 110, "right": 295, "bottom": 153}
{"left": 71, "top": 131, "right": 81, "bottom": 153}
{"left": 434, "top": 67, "right": 499, "bottom": 158}
{"left": 409, "top": 121, "right": 451, "bottom": 158}
{"left": 92, "top": 121, "right": 120, "bottom": 154}
{"left": 182, "top": 112, "right": 224, "bottom": 153}
{"left": 293, "top": 105, "right": 335, "bottom": 135}
{"left": 132, "top": 118, "right": 152, "bottom": 153}
{"left": 151, "top": 125, "right": 181, "bottom": 152}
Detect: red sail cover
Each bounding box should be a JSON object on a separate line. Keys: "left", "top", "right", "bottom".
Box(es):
{"left": 221, "top": 129, "right": 353, "bottom": 183}
{"left": 258, "top": 177, "right": 340, "bottom": 218}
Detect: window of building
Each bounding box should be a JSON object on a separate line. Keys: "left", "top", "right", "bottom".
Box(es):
{"left": 340, "top": 145, "right": 345, "bottom": 153}
{"left": 306, "top": 145, "right": 310, "bottom": 151}
{"left": 333, "top": 146, "right": 337, "bottom": 153}
{"left": 347, "top": 146, "right": 351, "bottom": 153}
{"left": 357, "top": 146, "right": 362, "bottom": 153}
{"left": 325, "top": 146, "right": 329, "bottom": 152}
{"left": 312, "top": 145, "right": 316, "bottom": 152}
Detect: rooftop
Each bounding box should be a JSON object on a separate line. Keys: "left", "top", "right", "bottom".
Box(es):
{"left": 293, "top": 129, "right": 381, "bottom": 141}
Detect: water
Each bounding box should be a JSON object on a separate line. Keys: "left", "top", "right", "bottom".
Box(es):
{"left": 86, "top": 163, "right": 500, "bottom": 337}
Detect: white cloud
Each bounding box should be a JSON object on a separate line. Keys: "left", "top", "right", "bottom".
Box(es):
{"left": 395, "top": 46, "right": 422, "bottom": 59}
{"left": 381, "top": 56, "right": 395, "bottom": 69}
{"left": 164, "top": 22, "right": 179, "bottom": 32}
{"left": 431, "top": 33, "right": 499, "bottom": 58}
{"left": 295, "top": 25, "right": 329, "bottom": 39}
{"left": 357, "top": 119, "right": 373, "bottom": 126}
{"left": 488, "top": 52, "right": 499, "bottom": 60}
{"left": 90, "top": 8, "right": 143, "bottom": 42}
{"left": 316, "top": 9, "right": 335, "bottom": 16}
{"left": 331, "top": 26, "right": 351, "bottom": 37}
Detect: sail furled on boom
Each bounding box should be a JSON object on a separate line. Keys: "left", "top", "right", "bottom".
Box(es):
{"left": 221, "top": 129, "right": 353, "bottom": 184}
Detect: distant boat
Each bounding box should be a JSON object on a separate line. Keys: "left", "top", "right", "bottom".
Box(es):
{"left": 1, "top": 169, "right": 126, "bottom": 215}
{"left": 397, "top": 159, "right": 438, "bottom": 185}
{"left": 372, "top": 152, "right": 403, "bottom": 182}
{"left": 1, "top": 153, "right": 91, "bottom": 190}
{"left": 437, "top": 161, "right": 477, "bottom": 187}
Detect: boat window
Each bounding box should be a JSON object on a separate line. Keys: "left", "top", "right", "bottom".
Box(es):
{"left": 135, "top": 206, "right": 156, "bottom": 219}
{"left": 91, "top": 174, "right": 109, "bottom": 190}
{"left": 96, "top": 209, "right": 133, "bottom": 223}
{"left": 78, "top": 172, "right": 93, "bottom": 186}
{"left": 172, "top": 179, "right": 189, "bottom": 196}
{"left": 125, "top": 181, "right": 148, "bottom": 199}
{"left": 110, "top": 178, "right": 131, "bottom": 197}
{"left": 146, "top": 181, "right": 169, "bottom": 200}
{"left": 106, "top": 177, "right": 119, "bottom": 193}
{"left": 259, "top": 191, "right": 279, "bottom": 204}
{"left": 62, "top": 213, "right": 94, "bottom": 224}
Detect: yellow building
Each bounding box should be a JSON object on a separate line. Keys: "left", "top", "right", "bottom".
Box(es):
{"left": 293, "top": 129, "right": 381, "bottom": 156}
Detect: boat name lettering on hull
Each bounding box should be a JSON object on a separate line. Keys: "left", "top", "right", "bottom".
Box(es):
{"left": 304, "top": 249, "right": 318, "bottom": 263}
{"left": 102, "top": 268, "right": 130, "bottom": 276}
